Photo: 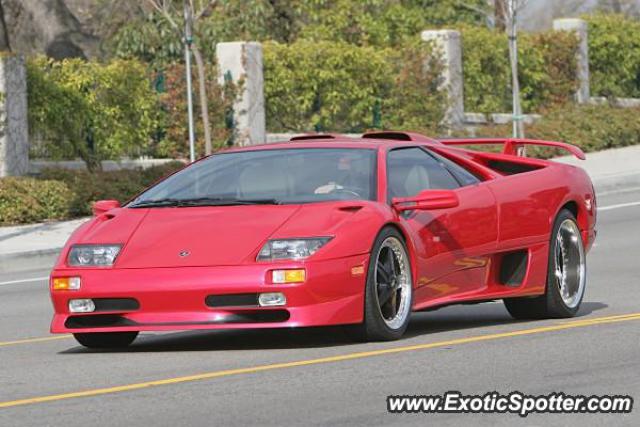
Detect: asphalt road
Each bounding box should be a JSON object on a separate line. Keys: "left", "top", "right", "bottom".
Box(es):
{"left": 1, "top": 188, "right": 640, "bottom": 426}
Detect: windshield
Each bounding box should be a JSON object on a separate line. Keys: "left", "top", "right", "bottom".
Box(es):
{"left": 130, "top": 148, "right": 377, "bottom": 207}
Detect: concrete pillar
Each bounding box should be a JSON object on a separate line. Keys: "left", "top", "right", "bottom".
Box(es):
{"left": 421, "top": 30, "right": 464, "bottom": 126}
{"left": 0, "top": 55, "right": 29, "bottom": 177}
{"left": 553, "top": 18, "right": 590, "bottom": 104}
{"left": 216, "top": 42, "right": 266, "bottom": 146}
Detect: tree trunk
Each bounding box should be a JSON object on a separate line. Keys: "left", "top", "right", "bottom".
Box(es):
{"left": 494, "top": 0, "right": 506, "bottom": 30}
{"left": 0, "top": 1, "right": 11, "bottom": 51}
{"left": 609, "top": 0, "right": 623, "bottom": 13}
{"left": 192, "top": 45, "right": 213, "bottom": 155}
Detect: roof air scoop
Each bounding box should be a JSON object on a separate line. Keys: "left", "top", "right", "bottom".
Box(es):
{"left": 290, "top": 134, "right": 339, "bottom": 141}
{"left": 361, "top": 131, "right": 436, "bottom": 142}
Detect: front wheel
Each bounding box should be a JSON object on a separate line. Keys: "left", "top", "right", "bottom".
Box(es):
{"left": 504, "top": 209, "right": 586, "bottom": 319}
{"left": 73, "top": 332, "right": 139, "bottom": 349}
{"left": 346, "top": 227, "right": 413, "bottom": 341}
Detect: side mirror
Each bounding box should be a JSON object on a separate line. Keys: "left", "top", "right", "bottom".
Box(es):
{"left": 392, "top": 190, "right": 459, "bottom": 212}
{"left": 92, "top": 200, "right": 121, "bottom": 216}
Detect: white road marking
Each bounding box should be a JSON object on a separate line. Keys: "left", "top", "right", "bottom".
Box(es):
{"left": 0, "top": 276, "right": 49, "bottom": 286}
{"left": 598, "top": 201, "right": 640, "bottom": 211}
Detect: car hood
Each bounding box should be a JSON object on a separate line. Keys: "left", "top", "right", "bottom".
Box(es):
{"left": 76, "top": 205, "right": 300, "bottom": 268}
{"left": 70, "top": 201, "right": 381, "bottom": 269}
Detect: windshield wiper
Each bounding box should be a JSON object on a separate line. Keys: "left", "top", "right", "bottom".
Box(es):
{"left": 129, "top": 197, "right": 281, "bottom": 208}
{"left": 129, "top": 198, "right": 183, "bottom": 208}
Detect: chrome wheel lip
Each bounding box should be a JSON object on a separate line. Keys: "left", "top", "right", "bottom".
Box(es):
{"left": 554, "top": 219, "right": 586, "bottom": 309}
{"left": 374, "top": 237, "right": 412, "bottom": 330}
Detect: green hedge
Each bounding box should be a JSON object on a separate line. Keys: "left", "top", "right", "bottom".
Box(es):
{"left": 586, "top": 14, "right": 640, "bottom": 98}
{"left": 465, "top": 104, "right": 640, "bottom": 157}
{"left": 263, "top": 28, "right": 580, "bottom": 133}
{"left": 27, "top": 57, "right": 162, "bottom": 170}
{"left": 461, "top": 26, "right": 579, "bottom": 114}
{"left": 38, "top": 162, "right": 184, "bottom": 217}
{"left": 263, "top": 39, "right": 446, "bottom": 133}
{"left": 526, "top": 104, "right": 640, "bottom": 153}
{"left": 27, "top": 57, "right": 239, "bottom": 163}
{"left": 0, "top": 162, "right": 184, "bottom": 225}
{"left": 0, "top": 178, "right": 73, "bottom": 225}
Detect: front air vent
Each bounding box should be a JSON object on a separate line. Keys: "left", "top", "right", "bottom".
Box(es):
{"left": 65, "top": 314, "right": 135, "bottom": 329}
{"left": 93, "top": 298, "right": 140, "bottom": 312}
{"left": 205, "top": 293, "right": 259, "bottom": 308}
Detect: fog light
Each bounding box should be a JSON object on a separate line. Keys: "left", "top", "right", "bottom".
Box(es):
{"left": 258, "top": 292, "right": 286, "bottom": 307}
{"left": 52, "top": 277, "right": 81, "bottom": 291}
{"left": 271, "top": 269, "right": 306, "bottom": 284}
{"left": 69, "top": 299, "right": 95, "bottom": 313}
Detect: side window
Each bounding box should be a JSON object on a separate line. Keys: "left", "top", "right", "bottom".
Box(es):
{"left": 387, "top": 148, "right": 460, "bottom": 199}
{"left": 428, "top": 150, "right": 481, "bottom": 187}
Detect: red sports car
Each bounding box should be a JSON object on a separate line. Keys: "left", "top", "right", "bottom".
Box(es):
{"left": 49, "top": 131, "right": 596, "bottom": 348}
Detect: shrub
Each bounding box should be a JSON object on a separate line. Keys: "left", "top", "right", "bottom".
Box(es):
{"left": 526, "top": 104, "right": 640, "bottom": 153}
{"left": 0, "top": 178, "right": 73, "bottom": 225}
{"left": 154, "top": 63, "right": 239, "bottom": 158}
{"left": 264, "top": 40, "right": 395, "bottom": 132}
{"left": 461, "top": 26, "right": 579, "bottom": 114}
{"left": 39, "top": 162, "right": 184, "bottom": 216}
{"left": 462, "top": 104, "right": 640, "bottom": 157}
{"left": 586, "top": 13, "right": 640, "bottom": 98}
{"left": 27, "top": 57, "right": 162, "bottom": 170}
{"left": 383, "top": 38, "right": 447, "bottom": 132}
{"left": 263, "top": 38, "right": 446, "bottom": 133}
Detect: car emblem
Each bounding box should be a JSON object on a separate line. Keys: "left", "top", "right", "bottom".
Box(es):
{"left": 179, "top": 250, "right": 190, "bottom": 257}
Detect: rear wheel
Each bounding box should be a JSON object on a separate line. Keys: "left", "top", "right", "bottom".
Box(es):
{"left": 346, "top": 227, "right": 413, "bottom": 341}
{"left": 73, "top": 332, "right": 138, "bottom": 349}
{"left": 504, "top": 209, "right": 586, "bottom": 319}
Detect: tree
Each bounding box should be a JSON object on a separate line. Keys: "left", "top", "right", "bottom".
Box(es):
{"left": 494, "top": 0, "right": 506, "bottom": 30}
{"left": 597, "top": 0, "right": 640, "bottom": 15}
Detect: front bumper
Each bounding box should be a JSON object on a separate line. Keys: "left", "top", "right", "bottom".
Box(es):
{"left": 50, "top": 255, "right": 369, "bottom": 334}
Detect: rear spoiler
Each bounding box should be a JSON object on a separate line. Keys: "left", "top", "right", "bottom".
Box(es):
{"left": 437, "top": 138, "right": 586, "bottom": 160}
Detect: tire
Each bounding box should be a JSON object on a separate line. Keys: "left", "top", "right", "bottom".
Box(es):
{"left": 73, "top": 332, "right": 139, "bottom": 349}
{"left": 345, "top": 227, "right": 413, "bottom": 341}
{"left": 504, "top": 209, "right": 586, "bottom": 319}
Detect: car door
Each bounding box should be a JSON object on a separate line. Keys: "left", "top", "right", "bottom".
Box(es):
{"left": 386, "top": 147, "right": 498, "bottom": 307}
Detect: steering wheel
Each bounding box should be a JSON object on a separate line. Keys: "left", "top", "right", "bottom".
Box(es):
{"left": 327, "top": 186, "right": 364, "bottom": 199}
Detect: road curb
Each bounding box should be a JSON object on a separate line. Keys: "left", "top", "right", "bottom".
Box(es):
{"left": 0, "top": 248, "right": 60, "bottom": 274}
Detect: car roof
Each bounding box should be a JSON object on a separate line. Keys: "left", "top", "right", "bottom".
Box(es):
{"left": 220, "top": 132, "right": 442, "bottom": 153}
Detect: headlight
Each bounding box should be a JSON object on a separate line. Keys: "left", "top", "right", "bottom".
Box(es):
{"left": 67, "top": 244, "right": 122, "bottom": 266}
{"left": 257, "top": 238, "right": 332, "bottom": 261}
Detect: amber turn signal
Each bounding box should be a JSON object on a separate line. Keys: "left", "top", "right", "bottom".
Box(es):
{"left": 271, "top": 269, "right": 306, "bottom": 284}
{"left": 52, "top": 277, "right": 81, "bottom": 291}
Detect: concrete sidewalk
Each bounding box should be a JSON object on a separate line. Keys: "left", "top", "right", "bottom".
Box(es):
{"left": 1, "top": 144, "right": 639, "bottom": 272}
{"left": 0, "top": 218, "right": 88, "bottom": 273}
{"left": 553, "top": 144, "right": 640, "bottom": 193}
